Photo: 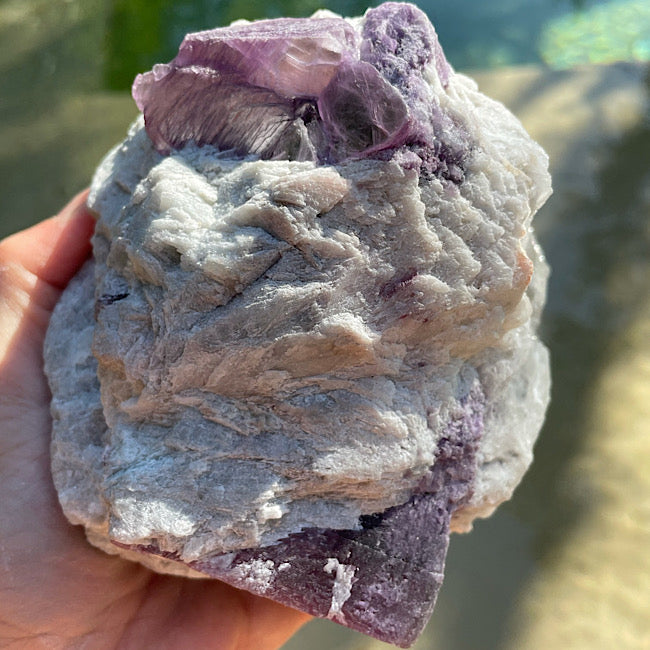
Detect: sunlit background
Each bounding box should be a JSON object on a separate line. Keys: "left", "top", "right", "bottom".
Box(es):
{"left": 2, "top": 0, "right": 649, "bottom": 237}
{"left": 1, "top": 1, "right": 648, "bottom": 649}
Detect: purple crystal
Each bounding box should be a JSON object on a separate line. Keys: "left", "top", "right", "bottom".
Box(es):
{"left": 172, "top": 18, "right": 359, "bottom": 97}
{"left": 131, "top": 2, "right": 466, "bottom": 178}
{"left": 318, "top": 60, "right": 409, "bottom": 155}
{"left": 132, "top": 65, "right": 311, "bottom": 158}
{"left": 361, "top": 2, "right": 451, "bottom": 86}
{"left": 120, "top": 386, "right": 485, "bottom": 648}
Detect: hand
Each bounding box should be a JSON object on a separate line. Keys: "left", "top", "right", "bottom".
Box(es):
{"left": 0, "top": 193, "right": 310, "bottom": 649}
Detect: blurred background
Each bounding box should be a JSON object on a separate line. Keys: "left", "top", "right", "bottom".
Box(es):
{"left": 1, "top": 1, "right": 648, "bottom": 648}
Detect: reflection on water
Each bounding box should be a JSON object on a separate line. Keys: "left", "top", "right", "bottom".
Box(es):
{"left": 1, "top": 1, "right": 649, "bottom": 648}
{"left": 541, "top": 0, "right": 650, "bottom": 69}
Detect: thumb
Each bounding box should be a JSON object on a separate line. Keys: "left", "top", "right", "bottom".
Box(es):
{"left": 0, "top": 192, "right": 95, "bottom": 345}
{"left": 1, "top": 190, "right": 95, "bottom": 292}
{"left": 0, "top": 191, "right": 95, "bottom": 385}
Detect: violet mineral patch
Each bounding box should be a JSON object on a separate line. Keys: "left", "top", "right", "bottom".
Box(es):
{"left": 44, "top": 3, "right": 551, "bottom": 647}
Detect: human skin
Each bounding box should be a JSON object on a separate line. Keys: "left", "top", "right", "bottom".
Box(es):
{"left": 0, "top": 191, "right": 310, "bottom": 649}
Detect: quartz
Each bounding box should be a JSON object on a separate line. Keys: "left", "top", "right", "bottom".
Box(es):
{"left": 44, "top": 3, "right": 552, "bottom": 647}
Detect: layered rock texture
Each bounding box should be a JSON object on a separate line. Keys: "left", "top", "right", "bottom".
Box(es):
{"left": 44, "top": 3, "right": 551, "bottom": 646}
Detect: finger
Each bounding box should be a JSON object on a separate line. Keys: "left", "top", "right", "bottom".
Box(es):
{"left": 0, "top": 191, "right": 96, "bottom": 361}
{"left": 0, "top": 190, "right": 95, "bottom": 291}
{"left": 239, "top": 592, "right": 312, "bottom": 650}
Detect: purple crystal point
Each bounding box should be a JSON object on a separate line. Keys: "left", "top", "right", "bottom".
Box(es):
{"left": 318, "top": 60, "right": 409, "bottom": 155}
{"left": 361, "top": 2, "right": 451, "bottom": 88}
{"left": 173, "top": 18, "right": 359, "bottom": 98}
{"left": 359, "top": 3, "right": 466, "bottom": 181}
{"left": 132, "top": 3, "right": 464, "bottom": 175}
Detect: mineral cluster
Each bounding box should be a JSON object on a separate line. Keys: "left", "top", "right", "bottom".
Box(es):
{"left": 45, "top": 3, "right": 551, "bottom": 647}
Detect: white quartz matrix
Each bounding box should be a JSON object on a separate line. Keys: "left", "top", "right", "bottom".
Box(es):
{"left": 45, "top": 8, "right": 551, "bottom": 573}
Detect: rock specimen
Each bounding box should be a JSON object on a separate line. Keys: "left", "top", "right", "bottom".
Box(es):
{"left": 44, "top": 3, "right": 551, "bottom": 647}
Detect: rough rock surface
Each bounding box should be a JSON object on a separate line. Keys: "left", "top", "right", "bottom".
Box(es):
{"left": 44, "top": 3, "right": 551, "bottom": 646}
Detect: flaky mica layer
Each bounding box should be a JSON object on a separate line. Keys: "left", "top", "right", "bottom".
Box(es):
{"left": 45, "top": 3, "right": 551, "bottom": 646}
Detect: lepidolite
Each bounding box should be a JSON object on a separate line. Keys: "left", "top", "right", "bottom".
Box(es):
{"left": 44, "top": 3, "right": 551, "bottom": 647}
